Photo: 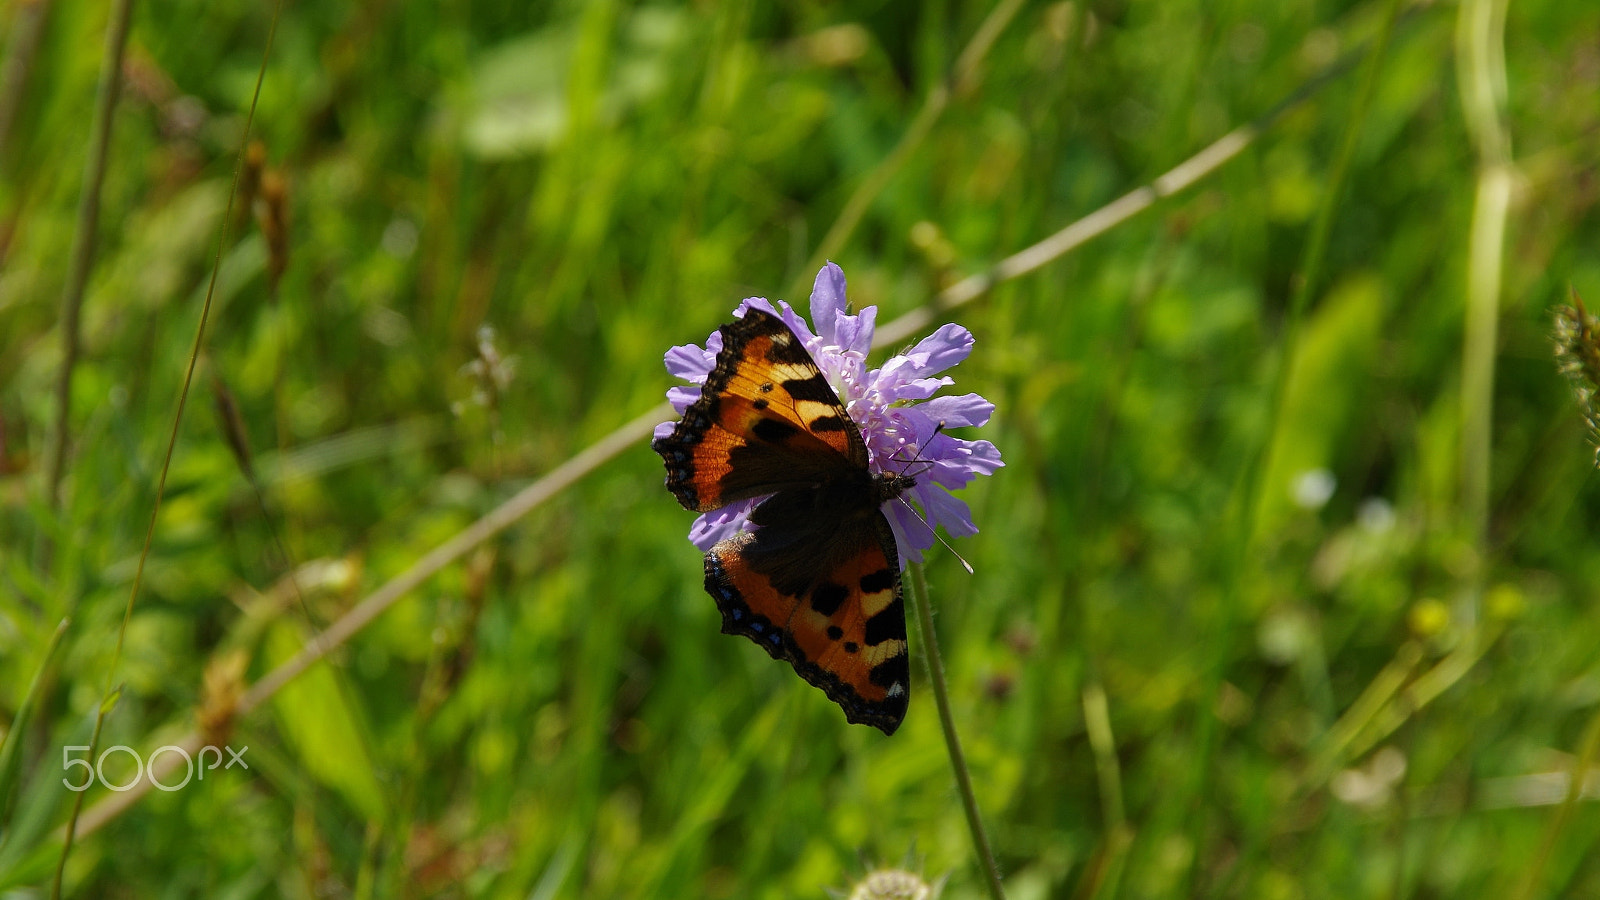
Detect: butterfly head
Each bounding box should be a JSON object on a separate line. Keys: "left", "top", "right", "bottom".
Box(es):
{"left": 872, "top": 469, "right": 916, "bottom": 505}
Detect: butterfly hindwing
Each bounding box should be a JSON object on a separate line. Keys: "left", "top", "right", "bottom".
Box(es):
{"left": 705, "top": 508, "right": 909, "bottom": 735}
{"left": 653, "top": 309, "right": 868, "bottom": 513}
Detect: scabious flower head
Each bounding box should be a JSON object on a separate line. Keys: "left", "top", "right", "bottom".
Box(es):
{"left": 844, "top": 868, "right": 944, "bottom": 900}
{"left": 655, "top": 262, "right": 1002, "bottom": 566}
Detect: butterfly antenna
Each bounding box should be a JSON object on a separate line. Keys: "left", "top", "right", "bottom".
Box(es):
{"left": 887, "top": 420, "right": 947, "bottom": 479}
{"left": 899, "top": 420, "right": 946, "bottom": 466}
{"left": 893, "top": 495, "right": 975, "bottom": 574}
{"left": 886, "top": 420, "right": 973, "bottom": 572}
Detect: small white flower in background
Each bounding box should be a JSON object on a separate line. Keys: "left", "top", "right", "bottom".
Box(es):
{"left": 1357, "top": 496, "right": 1396, "bottom": 533}
{"left": 1331, "top": 746, "right": 1407, "bottom": 811}
{"left": 1291, "top": 467, "right": 1336, "bottom": 510}
{"left": 455, "top": 324, "right": 517, "bottom": 415}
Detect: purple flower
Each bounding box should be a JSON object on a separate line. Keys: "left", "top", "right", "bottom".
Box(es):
{"left": 656, "top": 262, "right": 1002, "bottom": 567}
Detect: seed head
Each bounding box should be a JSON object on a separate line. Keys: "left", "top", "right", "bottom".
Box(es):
{"left": 1553, "top": 287, "right": 1600, "bottom": 465}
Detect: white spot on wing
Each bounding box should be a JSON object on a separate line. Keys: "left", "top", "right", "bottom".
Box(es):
{"left": 886, "top": 682, "right": 906, "bottom": 698}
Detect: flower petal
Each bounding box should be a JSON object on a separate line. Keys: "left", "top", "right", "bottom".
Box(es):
{"left": 914, "top": 483, "right": 978, "bottom": 538}
{"left": 884, "top": 499, "right": 934, "bottom": 567}
{"left": 780, "top": 306, "right": 818, "bottom": 347}
{"left": 737, "top": 296, "right": 818, "bottom": 347}
{"left": 666, "top": 384, "right": 701, "bottom": 414}
{"left": 831, "top": 303, "right": 875, "bottom": 356}
{"left": 905, "top": 433, "right": 1003, "bottom": 490}
{"left": 664, "top": 342, "right": 713, "bottom": 382}
{"left": 735, "top": 296, "right": 785, "bottom": 321}
{"left": 880, "top": 375, "right": 953, "bottom": 403}
{"left": 688, "top": 499, "right": 759, "bottom": 551}
{"left": 880, "top": 323, "right": 973, "bottom": 384}
{"left": 809, "top": 262, "right": 848, "bottom": 346}
{"left": 960, "top": 438, "right": 1004, "bottom": 474}
{"left": 917, "top": 393, "right": 995, "bottom": 429}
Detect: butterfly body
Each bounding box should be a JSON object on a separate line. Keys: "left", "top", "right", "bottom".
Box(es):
{"left": 653, "top": 309, "right": 913, "bottom": 734}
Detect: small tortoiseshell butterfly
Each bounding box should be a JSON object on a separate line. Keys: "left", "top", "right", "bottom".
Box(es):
{"left": 652, "top": 309, "right": 914, "bottom": 734}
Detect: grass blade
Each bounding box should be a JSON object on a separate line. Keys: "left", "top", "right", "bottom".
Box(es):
{"left": 0, "top": 618, "right": 69, "bottom": 831}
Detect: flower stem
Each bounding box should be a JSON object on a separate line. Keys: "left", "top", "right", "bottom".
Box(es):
{"left": 906, "top": 562, "right": 1005, "bottom": 900}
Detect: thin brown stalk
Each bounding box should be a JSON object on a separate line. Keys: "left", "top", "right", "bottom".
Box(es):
{"left": 43, "top": 0, "right": 134, "bottom": 513}
{"left": 51, "top": 0, "right": 283, "bottom": 889}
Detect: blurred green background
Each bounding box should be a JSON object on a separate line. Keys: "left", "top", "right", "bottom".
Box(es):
{"left": 3, "top": 0, "right": 1600, "bottom": 897}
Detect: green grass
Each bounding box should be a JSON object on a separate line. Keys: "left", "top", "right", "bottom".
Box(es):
{"left": 4, "top": 0, "right": 1600, "bottom": 897}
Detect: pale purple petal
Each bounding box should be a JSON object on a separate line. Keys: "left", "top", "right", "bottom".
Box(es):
{"left": 653, "top": 420, "right": 676, "bottom": 440}
{"left": 915, "top": 393, "right": 995, "bottom": 429}
{"left": 735, "top": 296, "right": 818, "bottom": 347}
{"left": 809, "top": 262, "right": 848, "bottom": 346}
{"left": 664, "top": 343, "right": 713, "bottom": 381}
{"left": 688, "top": 500, "right": 759, "bottom": 551}
{"left": 885, "top": 500, "right": 934, "bottom": 567}
{"left": 778, "top": 305, "right": 817, "bottom": 347}
{"left": 878, "top": 324, "right": 973, "bottom": 385}
{"left": 913, "top": 484, "right": 978, "bottom": 537}
{"left": 887, "top": 405, "right": 944, "bottom": 443}
{"left": 660, "top": 329, "right": 722, "bottom": 427}
{"left": 960, "top": 438, "right": 1004, "bottom": 475}
{"left": 831, "top": 303, "right": 875, "bottom": 356}
{"left": 735, "top": 297, "right": 780, "bottom": 320}
{"left": 666, "top": 385, "right": 700, "bottom": 414}
{"left": 922, "top": 462, "right": 974, "bottom": 492}
{"left": 826, "top": 350, "right": 868, "bottom": 406}
{"left": 907, "top": 435, "right": 1003, "bottom": 491}
{"left": 878, "top": 375, "right": 953, "bottom": 403}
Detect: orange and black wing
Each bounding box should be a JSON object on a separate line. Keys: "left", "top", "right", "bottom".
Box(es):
{"left": 653, "top": 309, "right": 869, "bottom": 513}
{"left": 705, "top": 506, "right": 909, "bottom": 735}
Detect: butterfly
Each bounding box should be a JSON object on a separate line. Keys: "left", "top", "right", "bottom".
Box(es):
{"left": 652, "top": 308, "right": 915, "bottom": 734}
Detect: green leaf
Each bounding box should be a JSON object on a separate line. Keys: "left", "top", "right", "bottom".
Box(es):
{"left": 1253, "top": 273, "right": 1387, "bottom": 541}
{"left": 263, "top": 621, "right": 387, "bottom": 822}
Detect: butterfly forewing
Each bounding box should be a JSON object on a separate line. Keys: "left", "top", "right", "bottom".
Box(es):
{"left": 653, "top": 310, "right": 869, "bottom": 512}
